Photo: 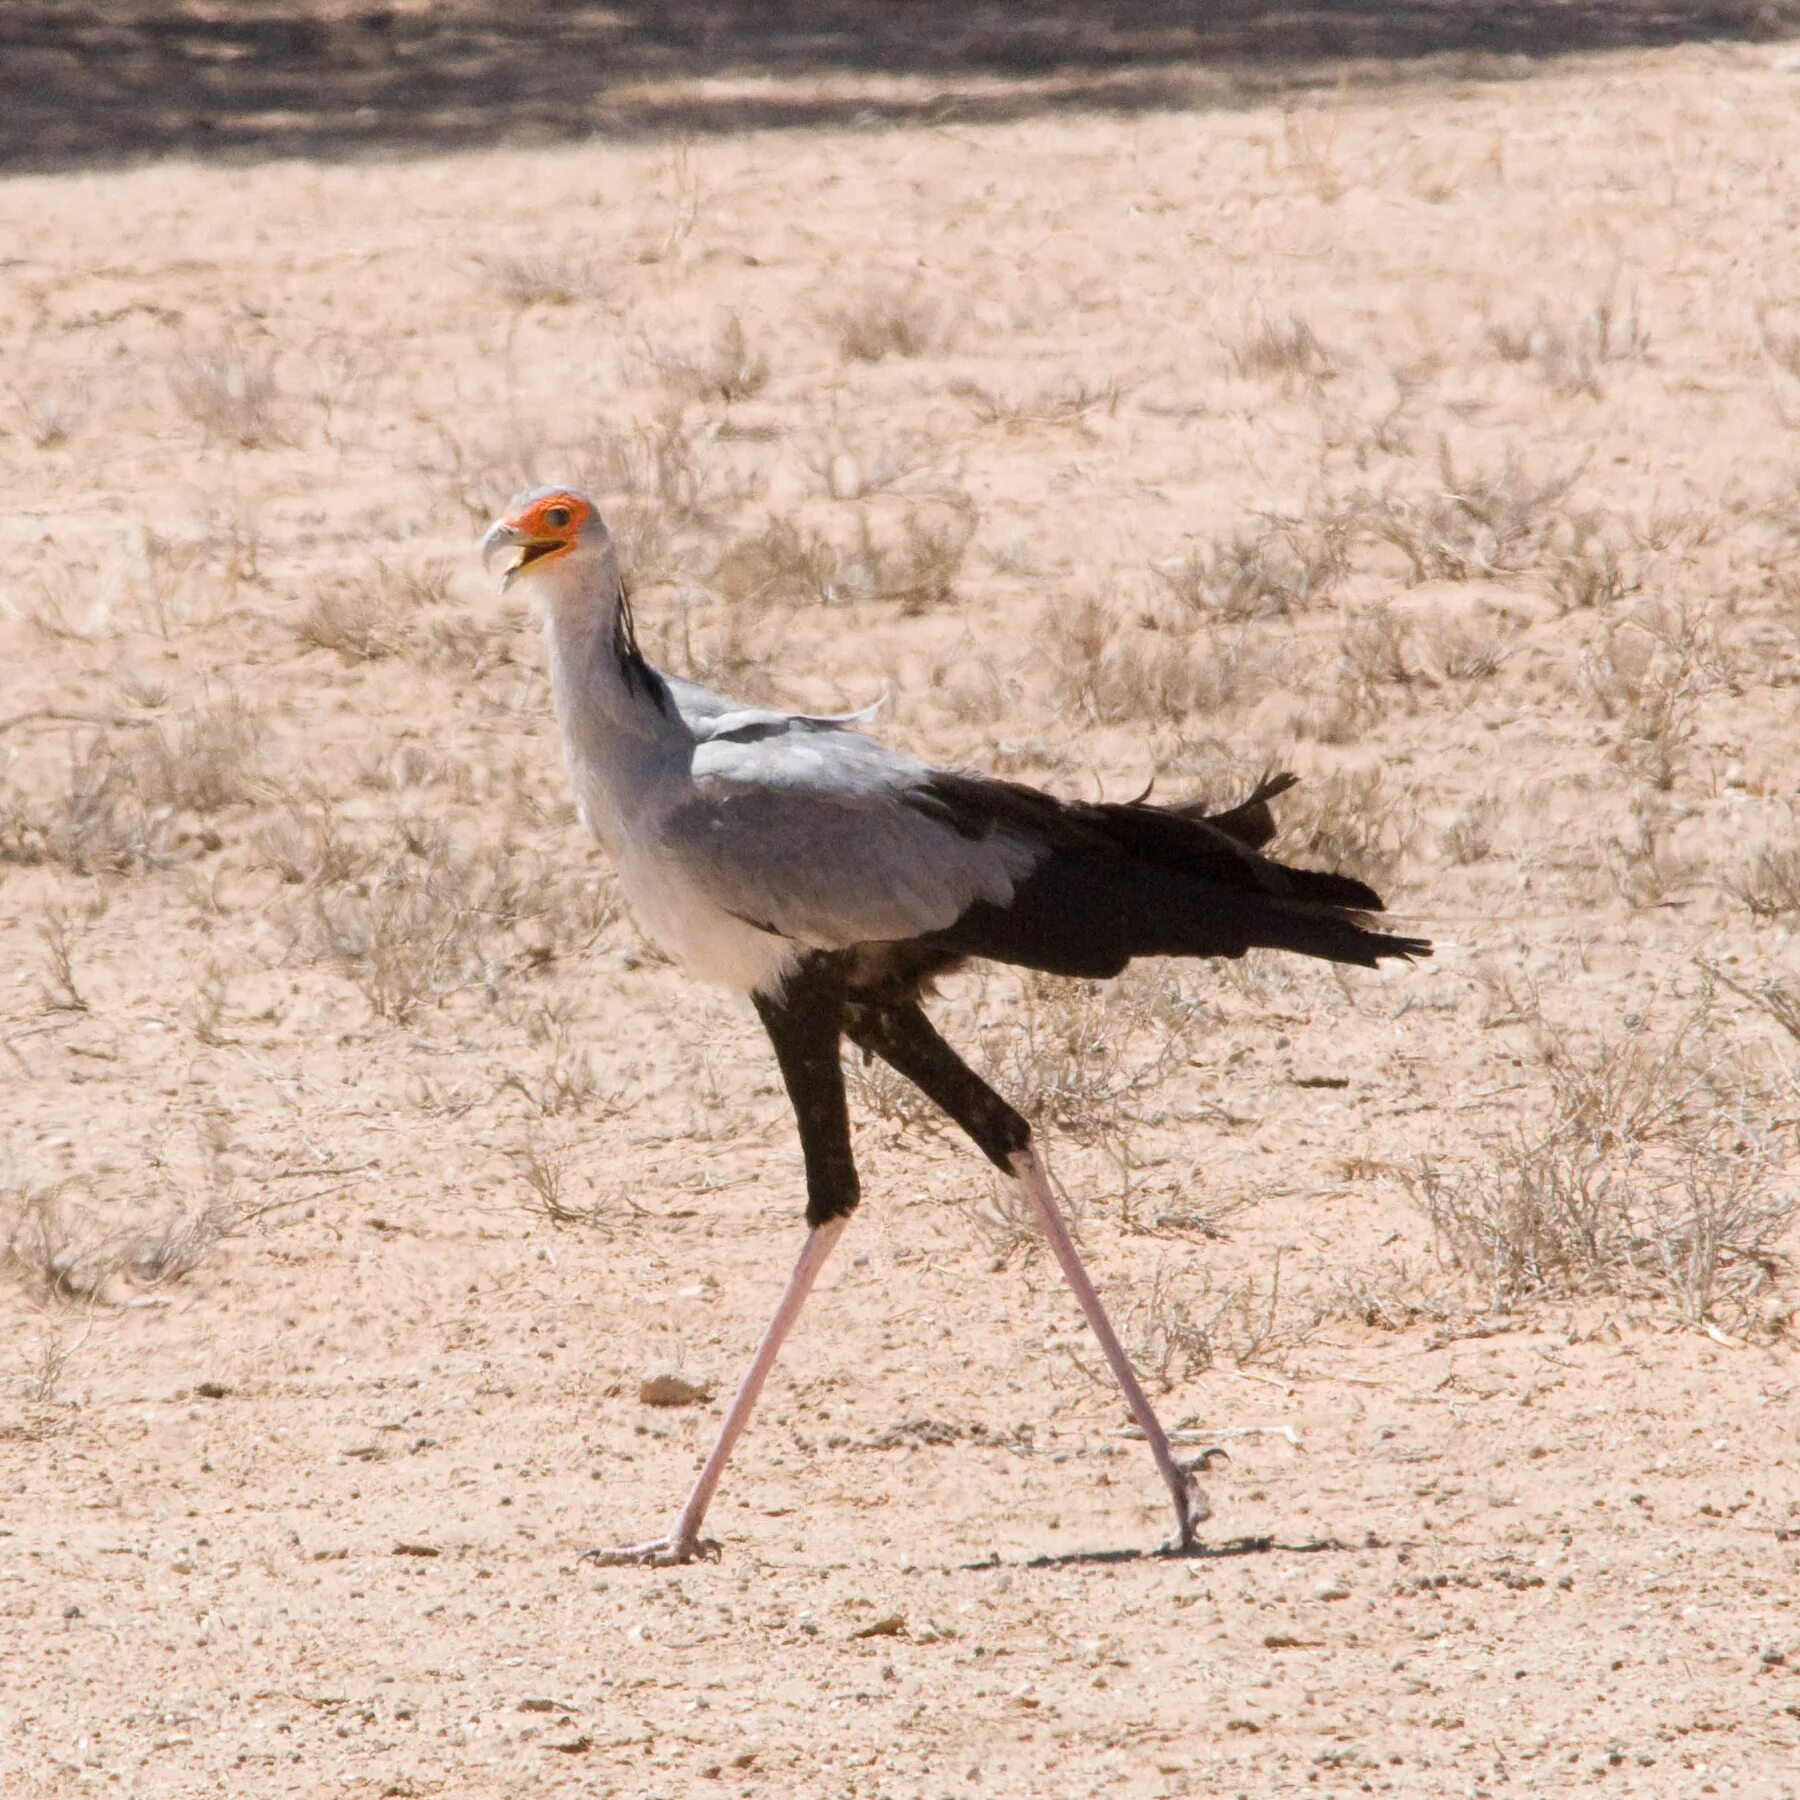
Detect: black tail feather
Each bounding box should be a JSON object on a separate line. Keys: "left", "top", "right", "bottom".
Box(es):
{"left": 908, "top": 769, "right": 1433, "bottom": 980}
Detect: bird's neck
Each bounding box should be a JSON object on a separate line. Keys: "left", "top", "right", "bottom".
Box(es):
{"left": 537, "top": 549, "right": 676, "bottom": 742}
{"left": 535, "top": 550, "right": 686, "bottom": 854}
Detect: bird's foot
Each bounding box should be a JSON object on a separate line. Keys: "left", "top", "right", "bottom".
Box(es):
{"left": 1166, "top": 1446, "right": 1229, "bottom": 1553}
{"left": 579, "top": 1533, "right": 721, "bottom": 1569}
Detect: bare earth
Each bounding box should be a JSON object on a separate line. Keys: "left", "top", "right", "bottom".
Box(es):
{"left": 4, "top": 31, "right": 1800, "bottom": 1800}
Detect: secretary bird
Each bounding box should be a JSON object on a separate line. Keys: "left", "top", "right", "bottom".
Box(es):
{"left": 483, "top": 486, "right": 1430, "bottom": 1566}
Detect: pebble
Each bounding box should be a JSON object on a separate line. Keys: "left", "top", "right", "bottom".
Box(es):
{"left": 827, "top": 453, "right": 863, "bottom": 500}
{"left": 1314, "top": 1578, "right": 1351, "bottom": 1602}
{"left": 638, "top": 1370, "right": 712, "bottom": 1407}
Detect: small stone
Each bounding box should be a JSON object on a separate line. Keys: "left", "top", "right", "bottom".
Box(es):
{"left": 638, "top": 1370, "right": 712, "bottom": 1408}
{"left": 1723, "top": 762, "right": 1747, "bottom": 790}
{"left": 827, "top": 453, "right": 863, "bottom": 500}
{"left": 1314, "top": 1578, "right": 1351, "bottom": 1602}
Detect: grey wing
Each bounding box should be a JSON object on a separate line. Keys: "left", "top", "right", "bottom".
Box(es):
{"left": 660, "top": 728, "right": 1042, "bottom": 949}
{"left": 663, "top": 673, "right": 887, "bottom": 744}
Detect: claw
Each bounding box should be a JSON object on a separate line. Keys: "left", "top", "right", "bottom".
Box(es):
{"left": 1164, "top": 1446, "right": 1228, "bottom": 1552}
{"left": 579, "top": 1534, "right": 721, "bottom": 1569}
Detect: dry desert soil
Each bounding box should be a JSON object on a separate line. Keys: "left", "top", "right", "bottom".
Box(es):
{"left": 3, "top": 11, "right": 1800, "bottom": 1797}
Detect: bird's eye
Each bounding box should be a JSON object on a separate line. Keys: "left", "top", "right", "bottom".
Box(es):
{"left": 542, "top": 504, "right": 572, "bottom": 530}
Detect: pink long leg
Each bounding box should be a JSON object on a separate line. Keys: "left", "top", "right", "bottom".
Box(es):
{"left": 1009, "top": 1146, "right": 1210, "bottom": 1549}
{"left": 584, "top": 1216, "right": 848, "bottom": 1568}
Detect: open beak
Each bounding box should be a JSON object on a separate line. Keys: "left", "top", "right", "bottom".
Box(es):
{"left": 481, "top": 518, "right": 562, "bottom": 591}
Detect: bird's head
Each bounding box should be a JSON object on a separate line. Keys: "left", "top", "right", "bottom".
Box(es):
{"left": 481, "top": 486, "right": 612, "bottom": 594}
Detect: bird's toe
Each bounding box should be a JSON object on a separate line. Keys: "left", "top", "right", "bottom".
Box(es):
{"left": 579, "top": 1534, "right": 721, "bottom": 1569}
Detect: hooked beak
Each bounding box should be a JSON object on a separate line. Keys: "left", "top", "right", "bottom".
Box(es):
{"left": 481, "top": 518, "right": 562, "bottom": 591}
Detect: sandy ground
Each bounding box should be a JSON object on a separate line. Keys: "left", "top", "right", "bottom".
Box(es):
{"left": 3, "top": 25, "right": 1800, "bottom": 1799}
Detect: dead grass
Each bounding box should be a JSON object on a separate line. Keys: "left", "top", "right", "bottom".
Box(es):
{"left": 485, "top": 250, "right": 615, "bottom": 309}
{"left": 1755, "top": 303, "right": 1800, "bottom": 381}
{"left": 1724, "top": 844, "right": 1800, "bottom": 920}
{"left": 508, "top": 1130, "right": 610, "bottom": 1228}
{"left": 293, "top": 817, "right": 615, "bottom": 1024}
{"left": 1545, "top": 522, "right": 1635, "bottom": 612}
{"left": 168, "top": 334, "right": 283, "bottom": 446}
{"left": 1440, "top": 796, "right": 1501, "bottom": 866}
{"left": 14, "top": 376, "right": 92, "bottom": 448}
{"left": 0, "top": 699, "right": 261, "bottom": 875}
{"left": 959, "top": 375, "right": 1123, "bottom": 431}
{"left": 653, "top": 312, "right": 770, "bottom": 404}
{"left": 1408, "top": 1004, "right": 1794, "bottom": 1332}
{"left": 499, "top": 997, "right": 617, "bottom": 1118}
{"left": 711, "top": 502, "right": 975, "bottom": 615}
{"left": 296, "top": 561, "right": 452, "bottom": 662}
{"left": 37, "top": 907, "right": 91, "bottom": 1012}
{"left": 583, "top": 408, "right": 746, "bottom": 589}
{"left": 827, "top": 285, "right": 947, "bottom": 362}
{"left": 1271, "top": 767, "right": 1420, "bottom": 890}
{"left": 972, "top": 966, "right": 1201, "bottom": 1142}
{"left": 1045, "top": 596, "right": 1275, "bottom": 726}
{"left": 1099, "top": 1255, "right": 1297, "bottom": 1390}
{"left": 4, "top": 1180, "right": 239, "bottom": 1305}
{"left": 1486, "top": 289, "right": 1651, "bottom": 397}
{"left": 1157, "top": 509, "right": 1351, "bottom": 620}
{"left": 1579, "top": 619, "right": 1698, "bottom": 792}
{"left": 1229, "top": 310, "right": 1335, "bottom": 387}
{"left": 1358, "top": 443, "right": 1583, "bottom": 584}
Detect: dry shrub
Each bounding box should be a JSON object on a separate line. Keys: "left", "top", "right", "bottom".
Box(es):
{"left": 1358, "top": 443, "right": 1582, "bottom": 584}
{"left": 298, "top": 581, "right": 396, "bottom": 661}
{"left": 499, "top": 997, "right": 617, "bottom": 1119}
{"left": 507, "top": 1130, "right": 610, "bottom": 1227}
{"left": 15, "top": 376, "right": 92, "bottom": 448}
{"left": 970, "top": 966, "right": 1202, "bottom": 1142}
{"left": 1045, "top": 596, "right": 1273, "bottom": 725}
{"left": 654, "top": 312, "right": 769, "bottom": 404}
{"left": 1230, "top": 311, "right": 1334, "bottom": 386}
{"left": 1440, "top": 796, "right": 1501, "bottom": 867}
{"left": 856, "top": 503, "right": 976, "bottom": 613}
{"left": 0, "top": 698, "right": 263, "bottom": 875}
{"left": 1407, "top": 1006, "right": 1794, "bottom": 1331}
{"left": 1603, "top": 801, "right": 1699, "bottom": 910}
{"left": 1724, "top": 844, "right": 1800, "bottom": 921}
{"left": 1756, "top": 304, "right": 1800, "bottom": 381}
{"left": 1157, "top": 509, "right": 1351, "bottom": 620}
{"left": 134, "top": 697, "right": 265, "bottom": 815}
{"left": 1579, "top": 618, "right": 1698, "bottom": 792}
{"left": 805, "top": 433, "right": 934, "bottom": 501}
{"left": 1418, "top": 616, "right": 1511, "bottom": 684}
{"left": 168, "top": 335, "right": 282, "bottom": 446}
{"left": 253, "top": 797, "right": 375, "bottom": 887}
{"left": 297, "top": 561, "right": 452, "bottom": 662}
{"left": 585, "top": 409, "right": 742, "bottom": 588}
{"left": 712, "top": 517, "right": 838, "bottom": 609}
{"left": 712, "top": 503, "right": 974, "bottom": 614}
{"left": 4, "top": 1180, "right": 238, "bottom": 1304}
{"left": 959, "top": 376, "right": 1122, "bottom": 431}
{"left": 828, "top": 285, "right": 947, "bottom": 362}
{"left": 486, "top": 250, "right": 615, "bottom": 309}
{"left": 1270, "top": 766, "right": 1419, "bottom": 890}
{"left": 127, "top": 519, "right": 262, "bottom": 638}
{"left": 38, "top": 906, "right": 93, "bottom": 1012}
{"left": 1545, "top": 521, "right": 1635, "bottom": 611}
{"left": 294, "top": 818, "right": 615, "bottom": 1023}
{"left": 1072, "top": 1257, "right": 1295, "bottom": 1391}
{"left": 1486, "top": 290, "right": 1650, "bottom": 397}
